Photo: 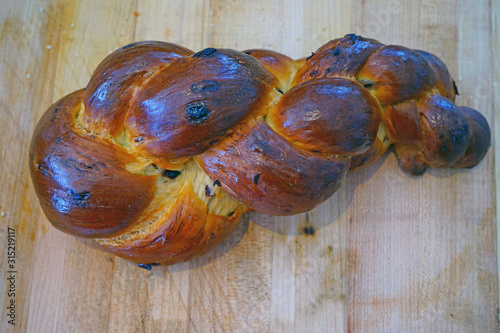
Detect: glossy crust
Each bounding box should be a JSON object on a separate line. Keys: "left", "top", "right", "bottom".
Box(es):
{"left": 29, "top": 35, "right": 491, "bottom": 265}
{"left": 29, "top": 90, "right": 156, "bottom": 238}
{"left": 83, "top": 41, "right": 194, "bottom": 137}
{"left": 242, "top": 49, "right": 299, "bottom": 90}
{"left": 356, "top": 45, "right": 437, "bottom": 105}
{"left": 292, "top": 34, "right": 384, "bottom": 83}
{"left": 126, "top": 48, "right": 278, "bottom": 159}
{"left": 452, "top": 106, "right": 491, "bottom": 168}
{"left": 97, "top": 170, "right": 247, "bottom": 264}
{"left": 267, "top": 77, "right": 381, "bottom": 155}
{"left": 198, "top": 119, "right": 350, "bottom": 215}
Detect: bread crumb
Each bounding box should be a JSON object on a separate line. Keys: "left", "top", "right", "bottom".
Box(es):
{"left": 69, "top": 36, "right": 74, "bottom": 40}
{"left": 313, "top": 34, "right": 318, "bottom": 39}
{"left": 458, "top": 76, "right": 462, "bottom": 82}
{"left": 209, "top": 11, "right": 213, "bottom": 16}
{"left": 259, "top": 17, "right": 264, "bottom": 22}
{"left": 76, "top": 52, "right": 79, "bottom": 57}
{"left": 39, "top": 7, "right": 44, "bottom": 12}
{"left": 209, "top": 23, "right": 214, "bottom": 27}
{"left": 26, "top": 73, "right": 31, "bottom": 79}
{"left": 1, "top": 211, "right": 5, "bottom": 217}
{"left": 46, "top": 45, "right": 52, "bottom": 49}
{"left": 71, "top": 22, "right": 75, "bottom": 28}
{"left": 280, "top": 22, "right": 284, "bottom": 26}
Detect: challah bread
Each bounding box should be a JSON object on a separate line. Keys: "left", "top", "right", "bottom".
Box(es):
{"left": 29, "top": 34, "right": 491, "bottom": 266}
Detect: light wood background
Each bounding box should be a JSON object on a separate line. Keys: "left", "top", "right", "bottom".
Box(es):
{"left": 0, "top": 0, "right": 498, "bottom": 332}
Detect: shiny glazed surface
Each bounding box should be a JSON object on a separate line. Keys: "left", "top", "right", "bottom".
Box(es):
{"left": 29, "top": 34, "right": 491, "bottom": 265}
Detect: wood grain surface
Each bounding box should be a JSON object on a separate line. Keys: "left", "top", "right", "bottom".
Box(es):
{"left": 0, "top": 0, "right": 498, "bottom": 332}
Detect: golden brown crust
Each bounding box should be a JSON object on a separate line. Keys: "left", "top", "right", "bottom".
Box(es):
{"left": 29, "top": 34, "right": 491, "bottom": 265}
{"left": 292, "top": 34, "right": 384, "bottom": 84}
{"left": 350, "top": 124, "right": 391, "bottom": 171}
{"left": 452, "top": 106, "right": 491, "bottom": 168}
{"left": 83, "top": 41, "right": 194, "bottom": 137}
{"left": 415, "top": 49, "right": 456, "bottom": 101}
{"left": 243, "top": 49, "right": 299, "bottom": 90}
{"left": 356, "top": 45, "right": 437, "bottom": 105}
{"left": 418, "top": 94, "right": 470, "bottom": 168}
{"left": 29, "top": 90, "right": 156, "bottom": 238}
{"left": 383, "top": 99, "right": 422, "bottom": 145}
{"left": 267, "top": 77, "right": 381, "bottom": 155}
{"left": 198, "top": 119, "right": 350, "bottom": 215}
{"left": 99, "top": 184, "right": 245, "bottom": 264}
{"left": 126, "top": 48, "right": 278, "bottom": 159}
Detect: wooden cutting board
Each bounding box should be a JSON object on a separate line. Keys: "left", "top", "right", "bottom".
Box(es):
{"left": 0, "top": 0, "right": 497, "bottom": 332}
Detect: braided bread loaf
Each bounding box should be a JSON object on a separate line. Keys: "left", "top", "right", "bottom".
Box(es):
{"left": 29, "top": 34, "right": 491, "bottom": 266}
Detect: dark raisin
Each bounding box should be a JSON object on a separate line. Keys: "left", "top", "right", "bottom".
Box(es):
{"left": 253, "top": 173, "right": 260, "bottom": 184}
{"left": 205, "top": 185, "right": 214, "bottom": 197}
{"left": 186, "top": 102, "right": 211, "bottom": 124}
{"left": 310, "top": 69, "right": 319, "bottom": 77}
{"left": 345, "top": 33, "right": 362, "bottom": 43}
{"left": 162, "top": 170, "right": 181, "bottom": 179}
{"left": 358, "top": 79, "right": 376, "bottom": 89}
{"left": 213, "top": 179, "right": 221, "bottom": 187}
{"left": 193, "top": 47, "right": 217, "bottom": 58}
{"left": 138, "top": 263, "right": 152, "bottom": 270}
